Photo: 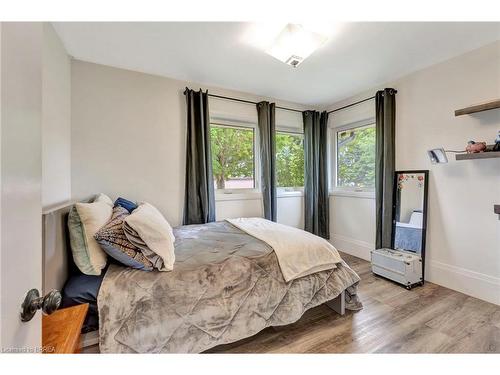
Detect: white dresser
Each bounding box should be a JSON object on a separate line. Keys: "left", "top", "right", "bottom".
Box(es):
{"left": 371, "top": 248, "right": 423, "bottom": 289}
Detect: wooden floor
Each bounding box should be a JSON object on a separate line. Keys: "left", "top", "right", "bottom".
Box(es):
{"left": 208, "top": 253, "right": 500, "bottom": 353}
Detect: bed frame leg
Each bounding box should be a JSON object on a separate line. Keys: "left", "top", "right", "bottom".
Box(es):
{"left": 325, "top": 290, "right": 345, "bottom": 315}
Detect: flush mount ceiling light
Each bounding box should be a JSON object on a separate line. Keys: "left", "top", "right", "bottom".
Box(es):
{"left": 265, "top": 24, "right": 329, "bottom": 67}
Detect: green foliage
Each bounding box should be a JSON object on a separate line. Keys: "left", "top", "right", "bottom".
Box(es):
{"left": 337, "top": 126, "right": 375, "bottom": 188}
{"left": 210, "top": 126, "right": 254, "bottom": 189}
{"left": 210, "top": 126, "right": 306, "bottom": 190}
{"left": 211, "top": 123, "right": 374, "bottom": 191}
{"left": 276, "top": 133, "right": 304, "bottom": 188}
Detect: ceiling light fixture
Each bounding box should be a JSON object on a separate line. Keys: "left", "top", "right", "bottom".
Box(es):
{"left": 265, "top": 24, "right": 328, "bottom": 67}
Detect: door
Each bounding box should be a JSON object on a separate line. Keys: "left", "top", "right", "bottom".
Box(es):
{"left": 0, "top": 22, "right": 43, "bottom": 352}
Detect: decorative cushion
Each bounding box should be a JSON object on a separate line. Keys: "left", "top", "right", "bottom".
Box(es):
{"left": 68, "top": 193, "right": 113, "bottom": 275}
{"left": 61, "top": 270, "right": 107, "bottom": 332}
{"left": 114, "top": 197, "right": 138, "bottom": 213}
{"left": 95, "top": 206, "right": 154, "bottom": 271}
{"left": 123, "top": 202, "right": 175, "bottom": 271}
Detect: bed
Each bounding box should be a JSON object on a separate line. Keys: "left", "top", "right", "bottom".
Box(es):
{"left": 43, "top": 202, "right": 362, "bottom": 353}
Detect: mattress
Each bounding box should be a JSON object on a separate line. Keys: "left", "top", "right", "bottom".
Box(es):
{"left": 98, "top": 221, "right": 361, "bottom": 353}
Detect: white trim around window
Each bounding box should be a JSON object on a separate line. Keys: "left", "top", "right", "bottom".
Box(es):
{"left": 215, "top": 191, "right": 262, "bottom": 202}
{"left": 276, "top": 125, "right": 303, "bottom": 135}
{"left": 329, "top": 190, "right": 375, "bottom": 199}
{"left": 275, "top": 128, "right": 305, "bottom": 194}
{"left": 277, "top": 187, "right": 304, "bottom": 197}
{"left": 329, "top": 117, "right": 376, "bottom": 198}
{"left": 210, "top": 120, "right": 261, "bottom": 199}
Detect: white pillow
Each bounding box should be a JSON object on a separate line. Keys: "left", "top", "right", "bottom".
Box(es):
{"left": 123, "top": 202, "right": 175, "bottom": 271}
{"left": 69, "top": 193, "right": 113, "bottom": 275}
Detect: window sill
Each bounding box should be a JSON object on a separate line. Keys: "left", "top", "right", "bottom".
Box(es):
{"left": 329, "top": 190, "right": 375, "bottom": 199}
{"left": 215, "top": 191, "right": 261, "bottom": 202}
{"left": 277, "top": 190, "right": 304, "bottom": 198}
{"left": 215, "top": 190, "right": 304, "bottom": 201}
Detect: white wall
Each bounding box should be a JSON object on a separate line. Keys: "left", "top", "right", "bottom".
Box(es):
{"left": 326, "top": 41, "right": 500, "bottom": 305}
{"left": 328, "top": 98, "right": 377, "bottom": 261}
{"left": 330, "top": 194, "right": 376, "bottom": 261}
{"left": 71, "top": 61, "right": 308, "bottom": 228}
{"left": 42, "top": 24, "right": 71, "bottom": 209}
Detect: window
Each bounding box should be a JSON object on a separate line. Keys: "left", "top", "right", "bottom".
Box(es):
{"left": 276, "top": 132, "right": 304, "bottom": 190}
{"left": 210, "top": 124, "right": 255, "bottom": 190}
{"left": 335, "top": 123, "right": 375, "bottom": 191}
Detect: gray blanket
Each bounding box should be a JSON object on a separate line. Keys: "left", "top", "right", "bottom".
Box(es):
{"left": 98, "top": 221, "right": 361, "bottom": 353}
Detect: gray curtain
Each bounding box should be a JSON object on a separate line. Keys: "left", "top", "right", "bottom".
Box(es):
{"left": 256, "top": 101, "right": 277, "bottom": 221}
{"left": 375, "top": 88, "right": 397, "bottom": 249}
{"left": 183, "top": 88, "right": 216, "bottom": 225}
{"left": 303, "top": 110, "right": 330, "bottom": 239}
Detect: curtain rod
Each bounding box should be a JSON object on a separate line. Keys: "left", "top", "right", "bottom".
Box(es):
{"left": 187, "top": 90, "right": 397, "bottom": 115}
{"left": 327, "top": 89, "right": 398, "bottom": 114}
{"left": 327, "top": 96, "right": 375, "bottom": 114}
{"left": 206, "top": 93, "right": 304, "bottom": 114}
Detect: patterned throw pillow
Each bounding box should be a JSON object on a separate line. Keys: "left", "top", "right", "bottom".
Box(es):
{"left": 94, "top": 206, "right": 153, "bottom": 271}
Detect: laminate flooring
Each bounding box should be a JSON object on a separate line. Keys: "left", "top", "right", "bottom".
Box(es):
{"left": 208, "top": 252, "right": 500, "bottom": 353}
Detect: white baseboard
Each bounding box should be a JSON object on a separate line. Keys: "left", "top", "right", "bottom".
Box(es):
{"left": 330, "top": 234, "right": 499, "bottom": 306}
{"left": 427, "top": 260, "right": 500, "bottom": 306}
{"left": 330, "top": 234, "right": 373, "bottom": 261}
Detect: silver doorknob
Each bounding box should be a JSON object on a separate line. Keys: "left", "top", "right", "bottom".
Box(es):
{"left": 20, "top": 289, "right": 61, "bottom": 322}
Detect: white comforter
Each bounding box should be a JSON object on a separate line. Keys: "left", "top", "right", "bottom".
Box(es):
{"left": 226, "top": 217, "right": 342, "bottom": 282}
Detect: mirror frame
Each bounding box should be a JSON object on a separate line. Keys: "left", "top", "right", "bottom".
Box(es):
{"left": 391, "top": 170, "right": 429, "bottom": 280}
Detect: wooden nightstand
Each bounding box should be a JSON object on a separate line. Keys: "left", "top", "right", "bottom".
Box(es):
{"left": 42, "top": 304, "right": 89, "bottom": 354}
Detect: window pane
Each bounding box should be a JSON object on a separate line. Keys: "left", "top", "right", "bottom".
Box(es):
{"left": 276, "top": 132, "right": 304, "bottom": 188}
{"left": 210, "top": 125, "right": 255, "bottom": 190}
{"left": 336, "top": 125, "right": 375, "bottom": 188}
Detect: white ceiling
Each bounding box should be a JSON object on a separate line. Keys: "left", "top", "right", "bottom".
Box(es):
{"left": 53, "top": 22, "right": 500, "bottom": 106}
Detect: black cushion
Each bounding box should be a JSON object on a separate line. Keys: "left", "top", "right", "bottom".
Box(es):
{"left": 61, "top": 269, "right": 106, "bottom": 333}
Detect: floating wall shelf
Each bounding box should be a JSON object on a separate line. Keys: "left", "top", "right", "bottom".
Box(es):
{"left": 455, "top": 99, "right": 500, "bottom": 116}
{"left": 455, "top": 149, "right": 500, "bottom": 161}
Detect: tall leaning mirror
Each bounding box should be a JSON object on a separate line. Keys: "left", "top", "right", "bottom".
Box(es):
{"left": 393, "top": 170, "right": 429, "bottom": 279}
{"left": 371, "top": 170, "right": 429, "bottom": 289}
{"left": 393, "top": 171, "right": 429, "bottom": 253}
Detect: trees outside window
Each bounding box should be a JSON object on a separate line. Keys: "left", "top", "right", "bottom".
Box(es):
{"left": 336, "top": 124, "right": 375, "bottom": 189}
{"left": 210, "top": 124, "right": 305, "bottom": 191}
{"left": 276, "top": 132, "right": 304, "bottom": 188}
{"left": 210, "top": 120, "right": 375, "bottom": 193}
{"left": 210, "top": 125, "right": 255, "bottom": 190}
